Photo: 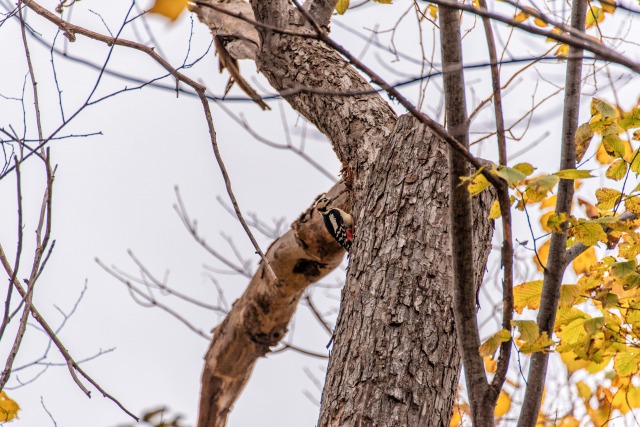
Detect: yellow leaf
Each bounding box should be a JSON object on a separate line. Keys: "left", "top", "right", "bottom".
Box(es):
{"left": 479, "top": 329, "right": 511, "bottom": 358}
{"left": 612, "top": 386, "right": 640, "bottom": 414}
{"left": 484, "top": 356, "right": 497, "bottom": 374}
{"left": 586, "top": 6, "right": 604, "bottom": 28}
{"left": 614, "top": 347, "right": 640, "bottom": 376}
{"left": 559, "top": 284, "right": 581, "bottom": 308}
{"left": 596, "top": 141, "right": 615, "bottom": 164}
{"left": 576, "top": 381, "right": 592, "bottom": 400}
{"left": 534, "top": 239, "right": 550, "bottom": 271}
{"left": 512, "top": 320, "right": 554, "bottom": 353}
{"left": 450, "top": 401, "right": 470, "bottom": 427}
{"left": 335, "top": 0, "right": 349, "bottom": 14}
{"left": 626, "top": 196, "right": 640, "bottom": 215}
{"left": 372, "top": 0, "right": 392, "bottom": 4}
{"left": 557, "top": 316, "right": 604, "bottom": 355}
{"left": 600, "top": 0, "right": 617, "bottom": 14}
{"left": 603, "top": 134, "right": 626, "bottom": 158}
{"left": 427, "top": 4, "right": 438, "bottom": 19}
{"left": 575, "top": 122, "right": 594, "bottom": 162}
{"left": 540, "top": 210, "right": 554, "bottom": 232}
{"left": 595, "top": 188, "right": 622, "bottom": 210}
{"left": 149, "top": 0, "right": 189, "bottom": 21}
{"left": 605, "top": 159, "right": 628, "bottom": 181}
{"left": 619, "top": 232, "right": 640, "bottom": 259}
{"left": 571, "top": 220, "right": 608, "bottom": 246}
{"left": 572, "top": 246, "right": 597, "bottom": 275}
{"left": 513, "top": 162, "right": 535, "bottom": 177}
{"left": 554, "top": 44, "right": 569, "bottom": 57}
{"left": 0, "top": 391, "right": 19, "bottom": 422}
{"left": 514, "top": 280, "right": 543, "bottom": 313}
{"left": 494, "top": 391, "right": 511, "bottom": 418}
{"left": 540, "top": 194, "right": 557, "bottom": 210}
{"left": 526, "top": 174, "right": 559, "bottom": 202}
{"left": 489, "top": 199, "right": 501, "bottom": 220}
{"left": 449, "top": 409, "right": 461, "bottom": 427}
{"left": 514, "top": 11, "right": 529, "bottom": 22}
{"left": 467, "top": 173, "right": 491, "bottom": 196}
{"left": 555, "top": 169, "right": 594, "bottom": 179}
{"left": 533, "top": 17, "right": 548, "bottom": 27}
{"left": 561, "top": 349, "right": 589, "bottom": 373}
{"left": 520, "top": 331, "right": 554, "bottom": 353}
{"left": 631, "top": 148, "right": 640, "bottom": 174}
{"left": 558, "top": 415, "right": 581, "bottom": 427}
{"left": 545, "top": 27, "right": 563, "bottom": 43}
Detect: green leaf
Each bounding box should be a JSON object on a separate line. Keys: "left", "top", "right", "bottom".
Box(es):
{"left": 575, "top": 123, "right": 594, "bottom": 163}
{"left": 595, "top": 188, "right": 622, "bottom": 210}
{"left": 546, "top": 212, "right": 569, "bottom": 232}
{"left": 526, "top": 174, "right": 559, "bottom": 202}
{"left": 479, "top": 329, "right": 511, "bottom": 358}
{"left": 591, "top": 98, "right": 617, "bottom": 119}
{"left": 603, "top": 135, "right": 626, "bottom": 158}
{"left": 494, "top": 165, "right": 526, "bottom": 187}
{"left": 619, "top": 107, "right": 640, "bottom": 130}
{"left": 611, "top": 259, "right": 637, "bottom": 278}
{"left": 630, "top": 148, "right": 640, "bottom": 174}
{"left": 335, "top": 0, "right": 349, "bottom": 14}
{"left": 605, "top": 159, "right": 628, "bottom": 181}
{"left": 622, "top": 272, "right": 640, "bottom": 290}
{"left": 513, "top": 162, "right": 535, "bottom": 177}
{"left": 602, "top": 122, "right": 623, "bottom": 136}
{"left": 555, "top": 169, "right": 594, "bottom": 179}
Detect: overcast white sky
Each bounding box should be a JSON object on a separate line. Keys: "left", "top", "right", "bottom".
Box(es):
{"left": 1, "top": 0, "right": 639, "bottom": 426}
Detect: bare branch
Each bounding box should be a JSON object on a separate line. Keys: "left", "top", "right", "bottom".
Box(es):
{"left": 516, "top": 0, "right": 588, "bottom": 425}
{"left": 197, "top": 182, "right": 348, "bottom": 427}
{"left": 439, "top": 4, "right": 492, "bottom": 425}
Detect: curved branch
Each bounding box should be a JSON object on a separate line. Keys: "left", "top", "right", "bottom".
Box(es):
{"left": 197, "top": 182, "right": 350, "bottom": 427}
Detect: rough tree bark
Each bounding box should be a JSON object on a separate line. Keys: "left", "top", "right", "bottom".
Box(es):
{"left": 317, "top": 116, "right": 495, "bottom": 426}
{"left": 194, "top": 1, "right": 496, "bottom": 426}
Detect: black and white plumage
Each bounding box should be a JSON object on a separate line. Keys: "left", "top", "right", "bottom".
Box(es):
{"left": 315, "top": 196, "right": 354, "bottom": 252}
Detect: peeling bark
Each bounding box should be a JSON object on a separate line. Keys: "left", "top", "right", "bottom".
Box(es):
{"left": 197, "top": 183, "right": 349, "bottom": 427}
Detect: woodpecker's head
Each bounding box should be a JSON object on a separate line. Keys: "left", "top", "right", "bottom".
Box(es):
{"left": 314, "top": 195, "right": 334, "bottom": 214}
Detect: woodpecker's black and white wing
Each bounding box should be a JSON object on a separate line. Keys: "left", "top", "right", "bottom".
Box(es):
{"left": 323, "top": 208, "right": 353, "bottom": 251}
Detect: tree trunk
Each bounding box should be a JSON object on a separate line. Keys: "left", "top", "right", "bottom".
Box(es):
{"left": 318, "top": 115, "right": 495, "bottom": 426}
{"left": 194, "top": 3, "right": 495, "bottom": 425}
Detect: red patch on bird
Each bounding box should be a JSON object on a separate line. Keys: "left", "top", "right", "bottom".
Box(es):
{"left": 346, "top": 229, "right": 354, "bottom": 241}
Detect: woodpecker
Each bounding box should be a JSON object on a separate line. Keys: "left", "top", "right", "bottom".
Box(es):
{"left": 315, "top": 195, "right": 354, "bottom": 252}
